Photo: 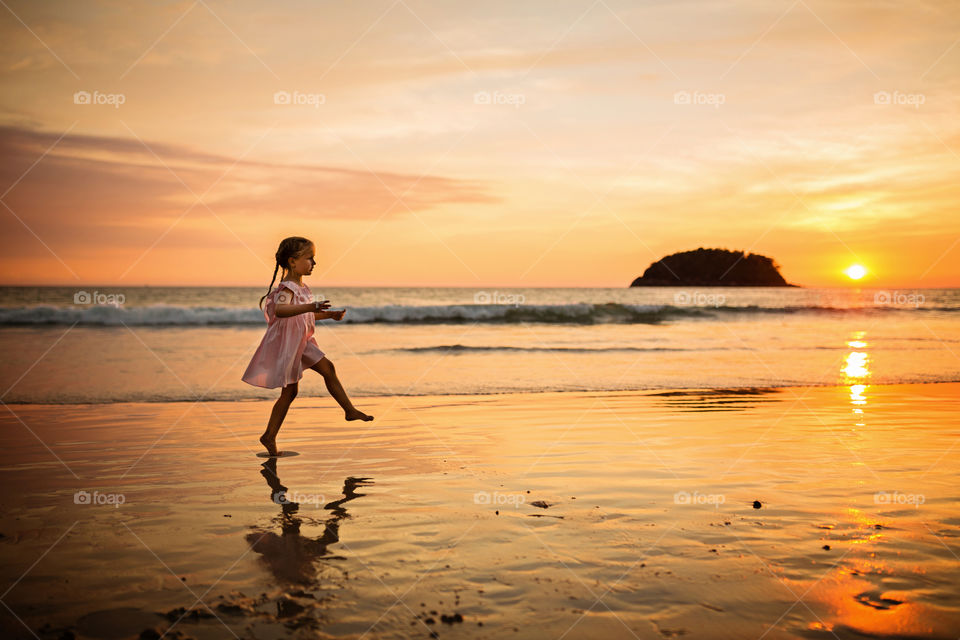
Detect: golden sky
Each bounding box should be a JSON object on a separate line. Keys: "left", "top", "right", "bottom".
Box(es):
{"left": 1, "top": 0, "right": 958, "bottom": 287}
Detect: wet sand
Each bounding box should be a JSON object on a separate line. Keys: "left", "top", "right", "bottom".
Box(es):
{"left": 1, "top": 383, "right": 958, "bottom": 639}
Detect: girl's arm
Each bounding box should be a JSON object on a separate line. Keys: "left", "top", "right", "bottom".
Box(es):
{"left": 275, "top": 301, "right": 319, "bottom": 318}
{"left": 315, "top": 309, "right": 346, "bottom": 321}
{"left": 274, "top": 290, "right": 331, "bottom": 318}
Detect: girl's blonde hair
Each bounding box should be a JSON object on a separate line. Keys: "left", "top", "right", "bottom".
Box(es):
{"left": 259, "top": 236, "right": 314, "bottom": 310}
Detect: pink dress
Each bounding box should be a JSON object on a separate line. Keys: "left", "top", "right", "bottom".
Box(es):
{"left": 241, "top": 280, "right": 326, "bottom": 389}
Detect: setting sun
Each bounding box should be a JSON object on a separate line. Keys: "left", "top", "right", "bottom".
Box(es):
{"left": 845, "top": 264, "right": 868, "bottom": 280}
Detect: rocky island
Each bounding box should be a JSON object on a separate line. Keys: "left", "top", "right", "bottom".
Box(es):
{"left": 630, "top": 247, "right": 797, "bottom": 287}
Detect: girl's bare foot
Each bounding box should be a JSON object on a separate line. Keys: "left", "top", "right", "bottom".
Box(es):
{"left": 345, "top": 408, "right": 374, "bottom": 422}
{"left": 259, "top": 433, "right": 279, "bottom": 456}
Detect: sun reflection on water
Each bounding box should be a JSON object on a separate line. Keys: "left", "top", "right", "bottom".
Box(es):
{"left": 842, "top": 331, "right": 871, "bottom": 426}
{"left": 844, "top": 352, "right": 870, "bottom": 379}
{"left": 797, "top": 507, "right": 952, "bottom": 636}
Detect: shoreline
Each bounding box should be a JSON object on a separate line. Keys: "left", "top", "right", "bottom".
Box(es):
{"left": 2, "top": 378, "right": 959, "bottom": 407}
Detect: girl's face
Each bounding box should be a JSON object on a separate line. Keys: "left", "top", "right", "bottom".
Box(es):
{"left": 287, "top": 245, "right": 316, "bottom": 276}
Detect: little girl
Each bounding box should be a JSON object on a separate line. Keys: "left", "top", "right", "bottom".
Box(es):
{"left": 242, "top": 236, "right": 373, "bottom": 456}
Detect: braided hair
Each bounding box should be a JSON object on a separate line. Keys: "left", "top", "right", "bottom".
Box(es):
{"left": 259, "top": 236, "right": 314, "bottom": 310}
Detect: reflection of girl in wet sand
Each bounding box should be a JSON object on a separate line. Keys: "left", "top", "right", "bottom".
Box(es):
{"left": 246, "top": 458, "right": 373, "bottom": 586}
{"left": 241, "top": 236, "right": 373, "bottom": 457}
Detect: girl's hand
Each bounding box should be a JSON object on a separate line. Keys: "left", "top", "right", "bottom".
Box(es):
{"left": 330, "top": 309, "right": 346, "bottom": 322}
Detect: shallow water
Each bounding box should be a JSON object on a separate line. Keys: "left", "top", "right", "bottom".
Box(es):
{"left": 0, "top": 383, "right": 958, "bottom": 638}
{"left": 1, "top": 286, "right": 959, "bottom": 403}
{"left": 0, "top": 313, "right": 958, "bottom": 404}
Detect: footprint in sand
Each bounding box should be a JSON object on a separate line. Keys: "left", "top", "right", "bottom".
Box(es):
{"left": 854, "top": 590, "right": 903, "bottom": 610}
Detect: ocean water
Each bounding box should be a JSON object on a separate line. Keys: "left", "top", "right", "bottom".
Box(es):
{"left": 0, "top": 286, "right": 957, "bottom": 403}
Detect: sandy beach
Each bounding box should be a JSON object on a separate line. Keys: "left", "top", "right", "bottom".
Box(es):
{"left": 1, "top": 382, "right": 958, "bottom": 639}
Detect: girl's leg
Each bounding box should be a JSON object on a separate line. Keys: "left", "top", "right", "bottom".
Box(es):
{"left": 260, "top": 382, "right": 298, "bottom": 454}
{"left": 311, "top": 357, "right": 374, "bottom": 421}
